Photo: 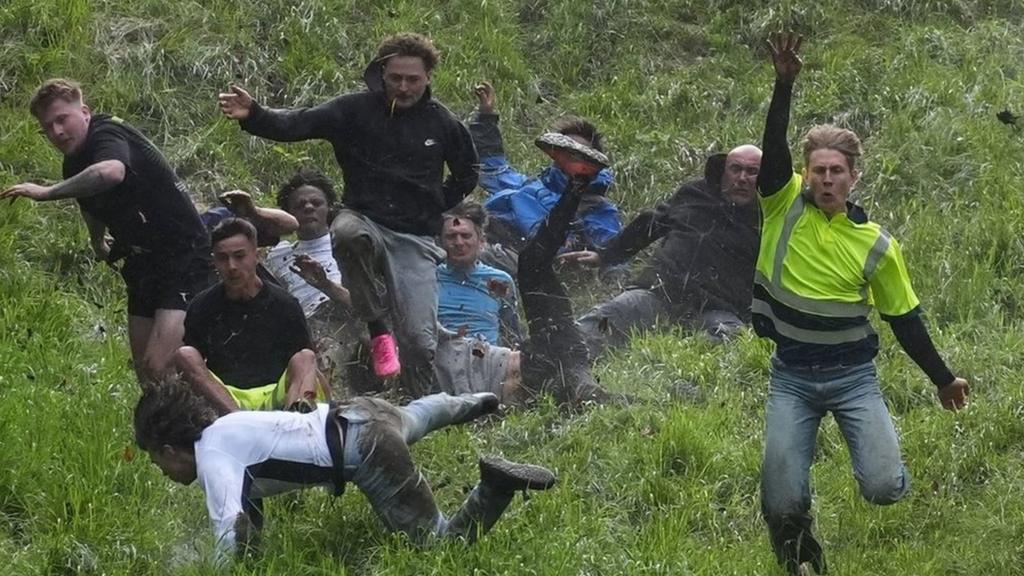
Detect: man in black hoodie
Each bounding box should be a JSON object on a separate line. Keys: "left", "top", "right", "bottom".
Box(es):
{"left": 219, "top": 33, "right": 479, "bottom": 396}
{"left": 561, "top": 145, "right": 762, "bottom": 354}
{"left": 3, "top": 78, "right": 212, "bottom": 382}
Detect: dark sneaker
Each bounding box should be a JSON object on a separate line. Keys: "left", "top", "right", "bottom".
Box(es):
{"left": 479, "top": 456, "right": 557, "bottom": 492}
{"left": 450, "top": 392, "right": 500, "bottom": 426}
{"left": 534, "top": 132, "right": 610, "bottom": 181}
{"left": 471, "top": 392, "right": 501, "bottom": 416}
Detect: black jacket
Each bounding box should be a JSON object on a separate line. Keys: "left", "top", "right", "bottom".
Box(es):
{"left": 240, "top": 60, "right": 479, "bottom": 236}
{"left": 598, "top": 154, "right": 760, "bottom": 320}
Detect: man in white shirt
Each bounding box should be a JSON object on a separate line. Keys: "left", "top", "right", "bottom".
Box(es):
{"left": 135, "top": 378, "right": 556, "bottom": 564}
{"left": 262, "top": 168, "right": 358, "bottom": 388}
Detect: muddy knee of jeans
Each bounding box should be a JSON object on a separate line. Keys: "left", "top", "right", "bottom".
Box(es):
{"left": 859, "top": 473, "right": 909, "bottom": 505}
{"left": 334, "top": 233, "right": 374, "bottom": 259}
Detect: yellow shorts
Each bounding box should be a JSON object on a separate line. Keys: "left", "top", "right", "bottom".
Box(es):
{"left": 212, "top": 370, "right": 330, "bottom": 411}
{"left": 213, "top": 371, "right": 289, "bottom": 411}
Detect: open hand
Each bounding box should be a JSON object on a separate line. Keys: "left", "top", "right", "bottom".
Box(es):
{"left": 558, "top": 250, "right": 602, "bottom": 268}
{"left": 218, "top": 189, "right": 257, "bottom": 218}
{"left": 1, "top": 182, "right": 50, "bottom": 202}
{"left": 218, "top": 85, "right": 254, "bottom": 120}
{"left": 768, "top": 33, "right": 804, "bottom": 84}
{"left": 474, "top": 81, "right": 496, "bottom": 114}
{"left": 938, "top": 377, "right": 969, "bottom": 411}
{"left": 290, "top": 254, "right": 329, "bottom": 290}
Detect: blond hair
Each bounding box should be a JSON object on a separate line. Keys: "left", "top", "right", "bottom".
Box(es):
{"left": 30, "top": 78, "right": 83, "bottom": 118}
{"left": 801, "top": 125, "right": 862, "bottom": 170}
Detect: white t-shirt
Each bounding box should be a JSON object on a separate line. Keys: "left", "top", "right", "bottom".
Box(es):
{"left": 264, "top": 234, "right": 342, "bottom": 317}
{"left": 194, "top": 406, "right": 336, "bottom": 560}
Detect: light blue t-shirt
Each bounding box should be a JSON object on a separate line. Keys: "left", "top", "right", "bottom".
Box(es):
{"left": 437, "top": 262, "right": 518, "bottom": 345}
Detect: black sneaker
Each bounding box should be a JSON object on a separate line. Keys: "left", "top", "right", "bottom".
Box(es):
{"left": 479, "top": 456, "right": 557, "bottom": 492}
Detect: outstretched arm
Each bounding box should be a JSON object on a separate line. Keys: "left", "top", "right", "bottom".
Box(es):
{"left": 220, "top": 84, "right": 339, "bottom": 142}
{"left": 888, "top": 315, "right": 969, "bottom": 410}
{"left": 1, "top": 160, "right": 125, "bottom": 202}
{"left": 758, "top": 33, "right": 803, "bottom": 197}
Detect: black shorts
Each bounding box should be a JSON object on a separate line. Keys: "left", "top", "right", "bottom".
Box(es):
{"left": 120, "top": 250, "right": 213, "bottom": 317}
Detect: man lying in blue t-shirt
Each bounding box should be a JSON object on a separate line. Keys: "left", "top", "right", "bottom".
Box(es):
{"left": 437, "top": 201, "right": 521, "bottom": 347}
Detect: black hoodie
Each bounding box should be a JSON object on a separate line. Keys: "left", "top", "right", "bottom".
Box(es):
{"left": 240, "top": 59, "right": 479, "bottom": 236}
{"left": 597, "top": 154, "right": 761, "bottom": 320}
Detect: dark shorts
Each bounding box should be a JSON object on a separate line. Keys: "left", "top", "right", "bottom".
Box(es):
{"left": 120, "top": 250, "right": 212, "bottom": 317}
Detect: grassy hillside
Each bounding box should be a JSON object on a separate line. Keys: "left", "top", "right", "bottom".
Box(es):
{"left": 2, "top": 0, "right": 1024, "bottom": 574}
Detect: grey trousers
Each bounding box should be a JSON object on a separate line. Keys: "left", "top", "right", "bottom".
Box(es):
{"left": 577, "top": 288, "right": 744, "bottom": 356}
{"left": 338, "top": 394, "right": 513, "bottom": 543}
{"left": 331, "top": 210, "right": 445, "bottom": 396}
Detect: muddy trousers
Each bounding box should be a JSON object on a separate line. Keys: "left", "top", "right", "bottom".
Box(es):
{"left": 338, "top": 393, "right": 512, "bottom": 543}
{"left": 331, "top": 209, "right": 445, "bottom": 396}
{"left": 515, "top": 182, "right": 602, "bottom": 402}
{"left": 577, "top": 288, "right": 744, "bottom": 356}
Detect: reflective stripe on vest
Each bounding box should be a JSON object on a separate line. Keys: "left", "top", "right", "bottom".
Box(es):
{"left": 751, "top": 299, "right": 876, "bottom": 345}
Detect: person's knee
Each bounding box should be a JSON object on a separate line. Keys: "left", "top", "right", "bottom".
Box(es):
{"left": 173, "top": 346, "right": 203, "bottom": 369}
{"left": 858, "top": 471, "right": 909, "bottom": 505}
{"left": 331, "top": 213, "right": 372, "bottom": 250}
{"left": 288, "top": 348, "right": 317, "bottom": 370}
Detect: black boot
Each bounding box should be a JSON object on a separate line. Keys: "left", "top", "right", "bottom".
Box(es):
{"left": 479, "top": 456, "right": 557, "bottom": 492}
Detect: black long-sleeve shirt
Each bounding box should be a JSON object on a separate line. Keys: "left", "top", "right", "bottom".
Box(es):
{"left": 241, "top": 88, "right": 478, "bottom": 236}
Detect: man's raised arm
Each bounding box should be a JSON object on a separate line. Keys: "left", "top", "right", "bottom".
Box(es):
{"left": 758, "top": 33, "right": 803, "bottom": 198}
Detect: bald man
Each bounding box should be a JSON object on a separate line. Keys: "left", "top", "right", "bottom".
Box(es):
{"left": 561, "top": 146, "right": 762, "bottom": 353}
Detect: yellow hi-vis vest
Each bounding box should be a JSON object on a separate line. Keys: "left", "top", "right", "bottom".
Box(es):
{"left": 752, "top": 173, "right": 919, "bottom": 350}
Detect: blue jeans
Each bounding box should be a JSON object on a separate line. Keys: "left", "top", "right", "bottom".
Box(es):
{"left": 338, "top": 393, "right": 511, "bottom": 543}
{"left": 761, "top": 358, "right": 909, "bottom": 564}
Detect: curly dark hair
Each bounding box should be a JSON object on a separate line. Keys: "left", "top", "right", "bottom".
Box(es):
{"left": 134, "top": 376, "right": 217, "bottom": 452}
{"left": 549, "top": 116, "right": 605, "bottom": 153}
{"left": 275, "top": 167, "right": 337, "bottom": 211}
{"left": 375, "top": 33, "right": 441, "bottom": 72}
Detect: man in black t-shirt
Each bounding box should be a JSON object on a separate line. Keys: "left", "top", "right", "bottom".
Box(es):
{"left": 2, "top": 78, "right": 212, "bottom": 381}
{"left": 175, "top": 218, "right": 326, "bottom": 414}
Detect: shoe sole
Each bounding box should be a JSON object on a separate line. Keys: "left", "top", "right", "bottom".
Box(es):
{"left": 480, "top": 456, "right": 557, "bottom": 491}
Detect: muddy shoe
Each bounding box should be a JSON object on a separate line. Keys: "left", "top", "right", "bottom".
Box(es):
{"left": 479, "top": 456, "right": 557, "bottom": 493}
{"left": 472, "top": 392, "right": 501, "bottom": 416}
{"left": 534, "top": 132, "right": 609, "bottom": 181}
{"left": 450, "top": 392, "right": 500, "bottom": 425}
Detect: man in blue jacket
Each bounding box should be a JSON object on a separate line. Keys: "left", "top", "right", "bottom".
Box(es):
{"left": 219, "top": 33, "right": 479, "bottom": 397}
{"left": 468, "top": 82, "right": 622, "bottom": 257}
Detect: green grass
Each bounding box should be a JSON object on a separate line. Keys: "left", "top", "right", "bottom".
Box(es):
{"left": 3, "top": 0, "right": 1024, "bottom": 574}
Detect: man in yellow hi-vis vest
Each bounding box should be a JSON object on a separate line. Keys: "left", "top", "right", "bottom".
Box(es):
{"left": 755, "top": 35, "right": 970, "bottom": 576}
